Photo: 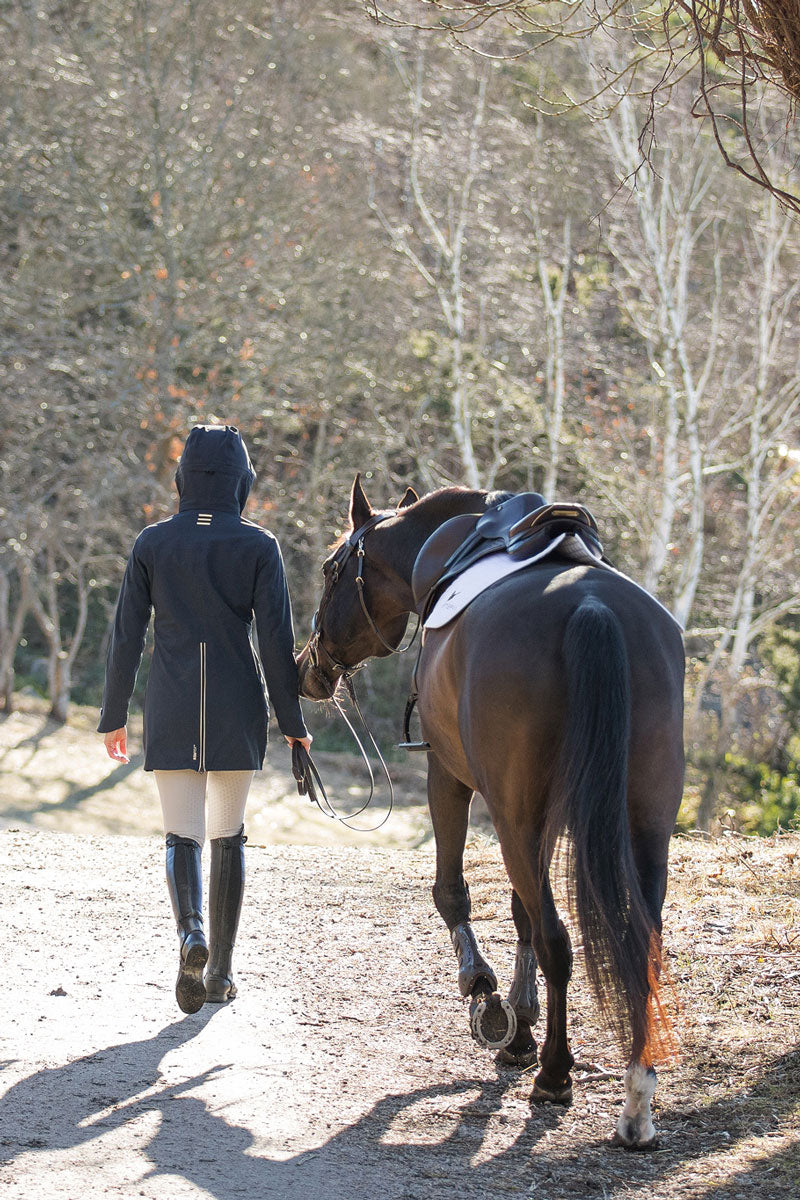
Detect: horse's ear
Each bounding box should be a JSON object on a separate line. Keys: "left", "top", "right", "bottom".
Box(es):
{"left": 397, "top": 487, "right": 418, "bottom": 510}
{"left": 349, "top": 473, "right": 372, "bottom": 530}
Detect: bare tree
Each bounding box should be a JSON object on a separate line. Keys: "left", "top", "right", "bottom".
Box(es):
{"left": 693, "top": 190, "right": 800, "bottom": 703}
{"left": 368, "top": 51, "right": 491, "bottom": 487}
{"left": 0, "top": 562, "right": 33, "bottom": 713}
{"left": 366, "top": 1, "right": 800, "bottom": 211}
{"left": 589, "top": 71, "right": 725, "bottom": 625}
{"left": 530, "top": 206, "right": 571, "bottom": 498}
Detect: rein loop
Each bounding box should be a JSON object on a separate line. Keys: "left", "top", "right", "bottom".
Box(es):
{"left": 291, "top": 678, "right": 396, "bottom": 832}
{"left": 303, "top": 508, "right": 422, "bottom": 831}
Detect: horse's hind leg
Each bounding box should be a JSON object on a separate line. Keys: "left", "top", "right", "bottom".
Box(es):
{"left": 500, "top": 839, "right": 574, "bottom": 1103}
{"left": 613, "top": 827, "right": 671, "bottom": 1150}
{"left": 427, "top": 755, "right": 516, "bottom": 1051}
{"left": 496, "top": 890, "right": 539, "bottom": 1068}
{"left": 614, "top": 994, "right": 658, "bottom": 1150}
{"left": 529, "top": 871, "right": 574, "bottom": 1104}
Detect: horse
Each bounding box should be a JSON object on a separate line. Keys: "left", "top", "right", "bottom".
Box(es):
{"left": 296, "top": 475, "right": 685, "bottom": 1149}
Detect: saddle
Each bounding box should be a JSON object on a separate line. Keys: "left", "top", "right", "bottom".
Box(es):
{"left": 411, "top": 492, "right": 603, "bottom": 619}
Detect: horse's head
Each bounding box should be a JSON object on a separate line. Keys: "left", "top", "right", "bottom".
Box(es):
{"left": 297, "top": 475, "right": 419, "bottom": 700}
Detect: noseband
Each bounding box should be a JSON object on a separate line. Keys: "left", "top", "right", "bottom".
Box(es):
{"left": 307, "top": 511, "right": 417, "bottom": 685}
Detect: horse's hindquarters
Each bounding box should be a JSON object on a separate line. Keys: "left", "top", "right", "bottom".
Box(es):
{"left": 419, "top": 566, "right": 684, "bottom": 812}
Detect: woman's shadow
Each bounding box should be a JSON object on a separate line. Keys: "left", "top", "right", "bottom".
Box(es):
{"left": 0, "top": 1008, "right": 557, "bottom": 1198}
{"left": 1, "top": 1009, "right": 227, "bottom": 1155}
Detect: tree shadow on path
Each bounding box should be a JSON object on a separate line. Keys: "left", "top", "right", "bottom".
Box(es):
{"left": 0, "top": 1008, "right": 559, "bottom": 1199}
{"left": 1, "top": 1013, "right": 797, "bottom": 1200}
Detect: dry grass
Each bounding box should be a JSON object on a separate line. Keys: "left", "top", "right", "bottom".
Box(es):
{"left": 460, "top": 829, "right": 800, "bottom": 1196}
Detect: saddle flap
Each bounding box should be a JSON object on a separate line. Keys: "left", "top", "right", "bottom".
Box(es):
{"left": 412, "top": 513, "right": 480, "bottom": 611}
{"left": 474, "top": 492, "right": 546, "bottom": 540}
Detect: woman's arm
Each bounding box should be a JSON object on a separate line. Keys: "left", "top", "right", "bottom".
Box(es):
{"left": 253, "top": 535, "right": 309, "bottom": 740}
{"left": 97, "top": 537, "right": 152, "bottom": 737}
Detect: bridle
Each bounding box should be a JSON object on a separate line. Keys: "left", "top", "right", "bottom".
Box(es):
{"left": 302, "top": 509, "right": 420, "bottom": 833}
{"left": 307, "top": 511, "right": 419, "bottom": 688}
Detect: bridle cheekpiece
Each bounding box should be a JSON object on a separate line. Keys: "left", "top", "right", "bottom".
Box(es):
{"left": 307, "top": 512, "right": 394, "bottom": 682}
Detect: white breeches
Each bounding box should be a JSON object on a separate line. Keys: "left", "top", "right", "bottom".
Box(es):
{"left": 154, "top": 770, "right": 255, "bottom": 844}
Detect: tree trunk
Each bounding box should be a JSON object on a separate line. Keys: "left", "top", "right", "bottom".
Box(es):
{"left": 48, "top": 651, "right": 71, "bottom": 725}
{"left": 535, "top": 215, "right": 571, "bottom": 500}
{"left": 0, "top": 563, "right": 33, "bottom": 714}
{"left": 30, "top": 551, "right": 90, "bottom": 726}
{"left": 696, "top": 692, "right": 734, "bottom": 832}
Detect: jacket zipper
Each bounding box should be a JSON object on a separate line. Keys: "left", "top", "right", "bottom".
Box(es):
{"left": 198, "top": 641, "right": 207, "bottom": 771}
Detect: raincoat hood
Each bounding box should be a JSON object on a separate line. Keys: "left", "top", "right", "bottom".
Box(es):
{"left": 175, "top": 425, "right": 256, "bottom": 514}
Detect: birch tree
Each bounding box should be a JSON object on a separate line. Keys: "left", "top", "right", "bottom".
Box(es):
{"left": 368, "top": 51, "right": 491, "bottom": 488}
{"left": 589, "top": 68, "right": 724, "bottom": 624}
{"left": 529, "top": 204, "right": 571, "bottom": 499}
{"left": 692, "top": 188, "right": 800, "bottom": 710}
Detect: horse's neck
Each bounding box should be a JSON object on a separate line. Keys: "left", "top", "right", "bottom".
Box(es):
{"left": 394, "top": 490, "right": 487, "bottom": 582}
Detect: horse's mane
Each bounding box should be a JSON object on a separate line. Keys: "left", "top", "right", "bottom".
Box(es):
{"left": 404, "top": 485, "right": 511, "bottom": 513}
{"left": 331, "top": 484, "right": 512, "bottom": 551}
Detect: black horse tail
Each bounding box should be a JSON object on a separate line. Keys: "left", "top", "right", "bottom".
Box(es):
{"left": 544, "top": 596, "right": 668, "bottom": 1063}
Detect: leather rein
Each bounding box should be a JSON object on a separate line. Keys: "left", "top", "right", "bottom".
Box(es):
{"left": 302, "top": 510, "right": 420, "bottom": 832}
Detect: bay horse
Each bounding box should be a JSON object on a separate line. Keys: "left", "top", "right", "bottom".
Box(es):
{"left": 297, "top": 476, "right": 685, "bottom": 1148}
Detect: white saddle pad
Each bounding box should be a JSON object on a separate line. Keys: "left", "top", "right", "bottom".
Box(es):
{"left": 426, "top": 534, "right": 587, "bottom": 628}
{"left": 423, "top": 533, "right": 682, "bottom": 631}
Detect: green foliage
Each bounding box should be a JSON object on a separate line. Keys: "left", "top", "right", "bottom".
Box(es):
{"left": 760, "top": 624, "right": 800, "bottom": 720}
{"left": 409, "top": 330, "right": 440, "bottom": 360}
{"left": 722, "top": 749, "right": 800, "bottom": 835}
{"left": 572, "top": 255, "right": 611, "bottom": 306}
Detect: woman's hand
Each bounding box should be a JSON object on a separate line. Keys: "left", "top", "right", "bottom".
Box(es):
{"left": 285, "top": 733, "right": 313, "bottom": 753}
{"left": 104, "top": 728, "right": 130, "bottom": 763}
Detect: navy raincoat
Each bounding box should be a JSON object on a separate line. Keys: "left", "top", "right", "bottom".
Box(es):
{"left": 98, "top": 425, "right": 308, "bottom": 770}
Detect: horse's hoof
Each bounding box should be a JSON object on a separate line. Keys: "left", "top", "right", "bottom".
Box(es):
{"left": 469, "top": 992, "right": 517, "bottom": 1051}
{"left": 496, "top": 1026, "right": 537, "bottom": 1068}
{"left": 613, "top": 1065, "right": 658, "bottom": 1148}
{"left": 610, "top": 1131, "right": 659, "bottom": 1152}
{"left": 496, "top": 1045, "right": 538, "bottom": 1069}
{"left": 530, "top": 1079, "right": 573, "bottom": 1106}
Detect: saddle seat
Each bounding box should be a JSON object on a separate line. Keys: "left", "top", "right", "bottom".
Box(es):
{"left": 411, "top": 493, "right": 603, "bottom": 619}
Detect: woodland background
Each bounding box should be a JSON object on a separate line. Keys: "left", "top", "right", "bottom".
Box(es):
{"left": 2, "top": 0, "right": 800, "bottom": 833}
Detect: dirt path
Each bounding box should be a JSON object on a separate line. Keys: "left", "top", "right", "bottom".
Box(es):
{"left": 1, "top": 707, "right": 799, "bottom": 1198}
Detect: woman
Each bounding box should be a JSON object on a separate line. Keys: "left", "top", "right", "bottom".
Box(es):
{"left": 98, "top": 424, "right": 311, "bottom": 1014}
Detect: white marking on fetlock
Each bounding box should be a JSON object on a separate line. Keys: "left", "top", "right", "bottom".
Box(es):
{"left": 615, "top": 1063, "right": 657, "bottom": 1146}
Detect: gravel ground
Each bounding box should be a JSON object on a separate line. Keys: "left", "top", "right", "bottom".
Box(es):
{"left": 1, "top": 706, "right": 799, "bottom": 1198}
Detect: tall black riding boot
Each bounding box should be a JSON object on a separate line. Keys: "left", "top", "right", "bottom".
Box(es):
{"left": 165, "top": 834, "right": 208, "bottom": 1014}
{"left": 205, "top": 826, "right": 246, "bottom": 1003}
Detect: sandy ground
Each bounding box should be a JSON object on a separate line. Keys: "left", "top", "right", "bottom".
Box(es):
{"left": 1, "top": 704, "right": 799, "bottom": 1199}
